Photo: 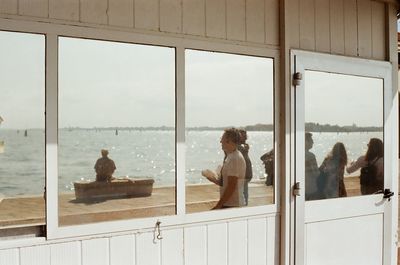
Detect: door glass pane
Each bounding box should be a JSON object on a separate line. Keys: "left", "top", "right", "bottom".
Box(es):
{"left": 304, "top": 71, "right": 383, "bottom": 201}
{"left": 58, "top": 37, "right": 175, "bottom": 226}
{"left": 0, "top": 31, "right": 45, "bottom": 229}
{"left": 185, "top": 50, "right": 274, "bottom": 213}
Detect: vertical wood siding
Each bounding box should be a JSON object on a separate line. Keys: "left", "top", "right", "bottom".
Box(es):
{"left": 49, "top": 0, "right": 79, "bottom": 21}
{"left": 205, "top": 0, "right": 226, "bottom": 39}
{"left": 226, "top": 0, "right": 246, "bottom": 41}
{"left": 50, "top": 242, "right": 81, "bottom": 265}
{"left": 183, "top": 0, "right": 205, "bottom": 36}
{"left": 108, "top": 0, "right": 134, "bottom": 28}
{"left": 81, "top": 238, "right": 109, "bottom": 265}
{"left": 0, "top": 0, "right": 17, "bottom": 14}
{"left": 0, "top": 249, "right": 19, "bottom": 265}
{"left": 20, "top": 245, "right": 51, "bottom": 265}
{"left": 109, "top": 235, "right": 135, "bottom": 265}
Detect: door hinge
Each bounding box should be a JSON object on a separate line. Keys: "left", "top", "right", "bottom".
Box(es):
{"left": 293, "top": 72, "right": 302, "bottom": 86}
{"left": 293, "top": 182, "right": 301, "bottom": 197}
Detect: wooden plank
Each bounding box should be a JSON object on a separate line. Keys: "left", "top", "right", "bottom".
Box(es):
{"left": 205, "top": 0, "right": 226, "bottom": 38}
{"left": 265, "top": 0, "right": 279, "bottom": 46}
{"left": 0, "top": 249, "right": 19, "bottom": 265}
{"left": 160, "top": 0, "right": 182, "bottom": 33}
{"left": 248, "top": 218, "right": 267, "bottom": 265}
{"left": 226, "top": 0, "right": 246, "bottom": 41}
{"left": 135, "top": 0, "right": 159, "bottom": 30}
{"left": 371, "top": 1, "right": 386, "bottom": 60}
{"left": 246, "top": 0, "right": 265, "bottom": 43}
{"left": 110, "top": 235, "right": 135, "bottom": 265}
{"left": 315, "top": 0, "right": 330, "bottom": 52}
{"left": 82, "top": 238, "right": 109, "bottom": 265}
{"left": 80, "top": 0, "right": 108, "bottom": 25}
{"left": 299, "top": 0, "right": 315, "bottom": 50}
{"left": 49, "top": 0, "right": 79, "bottom": 21}
{"left": 228, "top": 220, "right": 247, "bottom": 265}
{"left": 357, "top": 0, "right": 372, "bottom": 58}
{"left": 0, "top": 0, "right": 17, "bottom": 14}
{"left": 50, "top": 242, "right": 81, "bottom": 265}
{"left": 344, "top": 0, "right": 358, "bottom": 56}
{"left": 20, "top": 245, "right": 50, "bottom": 265}
{"left": 108, "top": 0, "right": 134, "bottom": 28}
{"left": 330, "top": 0, "right": 345, "bottom": 54}
{"left": 184, "top": 226, "right": 207, "bottom": 265}
{"left": 137, "top": 232, "right": 161, "bottom": 265}
{"left": 207, "top": 223, "right": 228, "bottom": 265}
{"left": 161, "top": 229, "right": 184, "bottom": 265}
{"left": 289, "top": 0, "right": 300, "bottom": 48}
{"left": 19, "top": 0, "right": 48, "bottom": 18}
{"left": 183, "top": 0, "right": 205, "bottom": 36}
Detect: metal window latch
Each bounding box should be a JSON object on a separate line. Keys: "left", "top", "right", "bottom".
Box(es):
{"left": 293, "top": 72, "right": 302, "bottom": 86}
{"left": 293, "top": 182, "right": 301, "bottom": 197}
{"left": 375, "top": 189, "right": 395, "bottom": 201}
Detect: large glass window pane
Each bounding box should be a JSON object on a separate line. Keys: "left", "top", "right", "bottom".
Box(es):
{"left": 304, "top": 71, "right": 383, "bottom": 201}
{"left": 0, "top": 31, "right": 45, "bottom": 228}
{"left": 185, "top": 50, "right": 274, "bottom": 213}
{"left": 58, "top": 37, "right": 175, "bottom": 226}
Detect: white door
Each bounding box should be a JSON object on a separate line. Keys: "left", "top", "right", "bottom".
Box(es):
{"left": 292, "top": 51, "right": 398, "bottom": 265}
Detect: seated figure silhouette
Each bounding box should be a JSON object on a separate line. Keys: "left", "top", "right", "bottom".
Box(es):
{"left": 94, "top": 149, "right": 116, "bottom": 182}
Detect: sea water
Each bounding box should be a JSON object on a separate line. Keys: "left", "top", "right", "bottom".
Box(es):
{"left": 0, "top": 129, "right": 382, "bottom": 197}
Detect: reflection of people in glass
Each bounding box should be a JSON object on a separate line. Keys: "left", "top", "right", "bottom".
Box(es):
{"left": 260, "top": 149, "right": 274, "bottom": 186}
{"left": 305, "top": 132, "right": 319, "bottom": 200}
{"left": 346, "top": 138, "right": 384, "bottom": 195}
{"left": 318, "top": 142, "right": 348, "bottom": 199}
{"left": 238, "top": 129, "right": 252, "bottom": 205}
{"left": 94, "top": 149, "right": 116, "bottom": 182}
{"left": 202, "top": 128, "right": 246, "bottom": 209}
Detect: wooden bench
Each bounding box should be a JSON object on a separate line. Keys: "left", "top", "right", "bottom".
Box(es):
{"left": 74, "top": 177, "right": 154, "bottom": 200}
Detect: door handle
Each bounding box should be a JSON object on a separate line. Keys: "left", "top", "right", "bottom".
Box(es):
{"left": 376, "top": 189, "right": 394, "bottom": 201}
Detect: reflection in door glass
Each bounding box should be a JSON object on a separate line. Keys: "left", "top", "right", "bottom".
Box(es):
{"left": 304, "top": 71, "right": 383, "bottom": 201}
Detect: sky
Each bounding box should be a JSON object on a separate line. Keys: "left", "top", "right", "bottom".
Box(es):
{"left": 0, "top": 30, "right": 386, "bottom": 129}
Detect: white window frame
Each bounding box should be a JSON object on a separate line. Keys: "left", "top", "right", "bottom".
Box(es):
{"left": 0, "top": 18, "right": 280, "bottom": 241}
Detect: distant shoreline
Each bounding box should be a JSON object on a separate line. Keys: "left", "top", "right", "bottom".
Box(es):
{"left": 0, "top": 122, "right": 383, "bottom": 133}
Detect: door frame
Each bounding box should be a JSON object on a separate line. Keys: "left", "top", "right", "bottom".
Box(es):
{"left": 289, "top": 50, "right": 398, "bottom": 265}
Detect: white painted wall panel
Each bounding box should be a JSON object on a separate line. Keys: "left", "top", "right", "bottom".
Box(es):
{"left": 228, "top": 220, "right": 247, "bottom": 265}
{"left": 135, "top": 0, "right": 159, "bottom": 30}
{"left": 246, "top": 0, "right": 265, "bottom": 43}
{"left": 315, "top": 0, "right": 330, "bottom": 53}
{"left": 161, "top": 229, "right": 184, "bottom": 265}
{"left": 80, "top": 0, "right": 108, "bottom": 25}
{"left": 357, "top": 0, "right": 372, "bottom": 58}
{"left": 305, "top": 214, "right": 383, "bottom": 265}
{"left": 0, "top": 0, "right": 17, "bottom": 14}
{"left": 248, "top": 218, "right": 267, "bottom": 265}
{"left": 205, "top": 0, "right": 226, "bottom": 39}
{"left": 371, "top": 1, "right": 386, "bottom": 60}
{"left": 20, "top": 245, "right": 50, "bottom": 265}
{"left": 265, "top": 0, "right": 279, "bottom": 46}
{"left": 108, "top": 0, "right": 134, "bottom": 28}
{"left": 81, "top": 238, "right": 109, "bottom": 265}
{"left": 136, "top": 232, "right": 160, "bottom": 265}
{"left": 19, "top": 0, "right": 48, "bottom": 18}
{"left": 184, "top": 226, "right": 207, "bottom": 265}
{"left": 49, "top": 0, "right": 79, "bottom": 21}
{"left": 330, "top": 0, "right": 345, "bottom": 54}
{"left": 299, "top": 0, "right": 315, "bottom": 50}
{"left": 267, "top": 215, "right": 279, "bottom": 265}
{"left": 50, "top": 242, "right": 81, "bottom": 265}
{"left": 0, "top": 249, "right": 19, "bottom": 265}
{"left": 110, "top": 235, "right": 135, "bottom": 265}
{"left": 207, "top": 223, "right": 228, "bottom": 265}
{"left": 183, "top": 0, "right": 205, "bottom": 36}
{"left": 226, "top": 0, "right": 246, "bottom": 41}
{"left": 344, "top": 0, "right": 358, "bottom": 56}
{"left": 160, "top": 0, "right": 182, "bottom": 33}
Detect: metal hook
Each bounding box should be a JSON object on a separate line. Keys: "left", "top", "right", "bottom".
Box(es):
{"left": 156, "top": 221, "right": 163, "bottom": 240}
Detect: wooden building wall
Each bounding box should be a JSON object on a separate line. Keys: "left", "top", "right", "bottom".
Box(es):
{"left": 0, "top": 0, "right": 395, "bottom": 265}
